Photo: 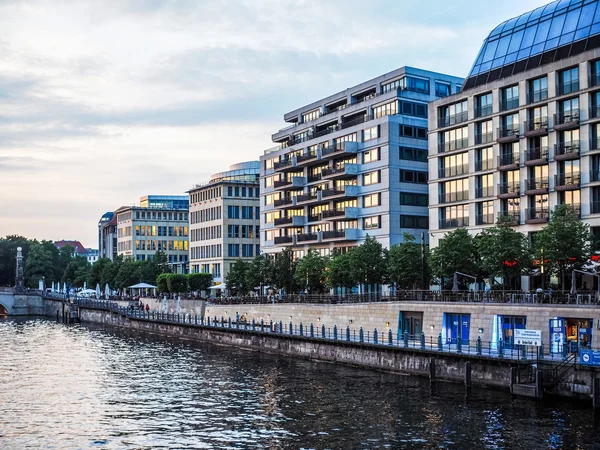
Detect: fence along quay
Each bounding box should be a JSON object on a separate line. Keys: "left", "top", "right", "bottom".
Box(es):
{"left": 42, "top": 295, "right": 600, "bottom": 408}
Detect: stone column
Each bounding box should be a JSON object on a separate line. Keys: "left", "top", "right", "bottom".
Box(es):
{"left": 15, "top": 246, "right": 25, "bottom": 293}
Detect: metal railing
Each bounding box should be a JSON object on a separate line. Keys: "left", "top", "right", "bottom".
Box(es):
{"left": 501, "top": 98, "right": 519, "bottom": 111}
{"left": 475, "top": 104, "right": 493, "bottom": 118}
{"left": 525, "top": 146, "right": 549, "bottom": 162}
{"left": 555, "top": 141, "right": 580, "bottom": 157}
{"left": 439, "top": 191, "right": 469, "bottom": 204}
{"left": 525, "top": 207, "right": 550, "bottom": 221}
{"left": 528, "top": 89, "right": 548, "bottom": 104}
{"left": 498, "top": 181, "right": 520, "bottom": 196}
{"left": 524, "top": 117, "right": 548, "bottom": 132}
{"left": 475, "top": 213, "right": 494, "bottom": 225}
{"left": 439, "top": 217, "right": 469, "bottom": 229}
{"left": 555, "top": 172, "right": 580, "bottom": 187}
{"left": 558, "top": 80, "right": 579, "bottom": 96}
{"left": 498, "top": 152, "right": 520, "bottom": 167}
{"left": 475, "top": 158, "right": 493, "bottom": 172}
{"left": 438, "top": 164, "right": 469, "bottom": 179}
{"left": 554, "top": 110, "right": 580, "bottom": 127}
{"left": 438, "top": 111, "right": 468, "bottom": 128}
{"left": 475, "top": 132, "right": 494, "bottom": 145}
{"left": 497, "top": 211, "right": 520, "bottom": 225}
{"left": 438, "top": 138, "right": 469, "bottom": 153}
{"left": 525, "top": 177, "right": 549, "bottom": 191}
{"left": 497, "top": 124, "right": 520, "bottom": 139}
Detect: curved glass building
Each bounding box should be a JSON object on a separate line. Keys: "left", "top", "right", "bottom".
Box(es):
{"left": 429, "top": 0, "right": 600, "bottom": 294}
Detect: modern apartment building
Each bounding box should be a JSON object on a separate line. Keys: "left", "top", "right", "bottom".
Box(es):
{"left": 261, "top": 67, "right": 463, "bottom": 257}
{"left": 98, "top": 211, "right": 117, "bottom": 261}
{"left": 428, "top": 0, "right": 600, "bottom": 288}
{"left": 115, "top": 195, "right": 189, "bottom": 272}
{"left": 188, "top": 162, "right": 260, "bottom": 285}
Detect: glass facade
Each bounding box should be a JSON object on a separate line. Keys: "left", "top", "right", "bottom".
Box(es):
{"left": 468, "top": 0, "right": 600, "bottom": 78}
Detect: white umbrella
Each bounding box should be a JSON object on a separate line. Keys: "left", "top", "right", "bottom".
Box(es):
{"left": 571, "top": 271, "right": 577, "bottom": 295}
{"left": 105, "top": 283, "right": 110, "bottom": 299}
{"left": 452, "top": 273, "right": 459, "bottom": 292}
{"left": 51, "top": 281, "right": 55, "bottom": 292}
{"left": 83, "top": 281, "right": 87, "bottom": 290}
{"left": 57, "top": 282, "right": 61, "bottom": 293}
{"left": 177, "top": 295, "right": 181, "bottom": 314}
{"left": 96, "top": 283, "right": 101, "bottom": 299}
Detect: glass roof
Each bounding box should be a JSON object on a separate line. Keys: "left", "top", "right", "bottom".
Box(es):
{"left": 468, "top": 0, "right": 600, "bottom": 78}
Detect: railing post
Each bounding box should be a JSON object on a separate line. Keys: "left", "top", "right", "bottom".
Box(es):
{"left": 195, "top": 315, "right": 198, "bottom": 325}
{"left": 359, "top": 327, "right": 364, "bottom": 343}
{"left": 228, "top": 317, "right": 232, "bottom": 328}
{"left": 438, "top": 333, "right": 443, "bottom": 351}
{"left": 373, "top": 328, "right": 378, "bottom": 344}
{"left": 299, "top": 322, "right": 303, "bottom": 336}
{"left": 498, "top": 339, "right": 504, "bottom": 357}
{"left": 289, "top": 321, "right": 293, "bottom": 335}
{"left": 476, "top": 336, "right": 482, "bottom": 355}
{"left": 388, "top": 329, "right": 393, "bottom": 346}
{"left": 333, "top": 325, "right": 338, "bottom": 340}
{"left": 403, "top": 331, "right": 409, "bottom": 348}
{"left": 280, "top": 321, "right": 283, "bottom": 334}
{"left": 457, "top": 338, "right": 462, "bottom": 353}
{"left": 260, "top": 319, "right": 264, "bottom": 331}
{"left": 252, "top": 319, "right": 256, "bottom": 330}
{"left": 562, "top": 342, "right": 568, "bottom": 358}
{"left": 310, "top": 323, "right": 314, "bottom": 338}
{"left": 420, "top": 332, "right": 425, "bottom": 350}
{"left": 207, "top": 316, "right": 210, "bottom": 326}
{"left": 347, "top": 326, "right": 351, "bottom": 342}
{"left": 269, "top": 320, "right": 273, "bottom": 331}
{"left": 321, "top": 324, "right": 325, "bottom": 338}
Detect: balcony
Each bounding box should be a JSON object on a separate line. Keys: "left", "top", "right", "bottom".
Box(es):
{"left": 322, "top": 185, "right": 360, "bottom": 199}
{"left": 501, "top": 98, "right": 520, "bottom": 111}
{"left": 274, "top": 236, "right": 294, "bottom": 245}
{"left": 322, "top": 141, "right": 360, "bottom": 159}
{"left": 558, "top": 80, "right": 579, "bottom": 96}
{"left": 274, "top": 158, "right": 295, "bottom": 172}
{"left": 497, "top": 152, "right": 520, "bottom": 170}
{"left": 525, "top": 207, "right": 550, "bottom": 224}
{"left": 297, "top": 233, "right": 319, "bottom": 243}
{"left": 274, "top": 197, "right": 294, "bottom": 208}
{"left": 559, "top": 203, "right": 581, "bottom": 217}
{"left": 439, "top": 217, "right": 469, "bottom": 229}
{"left": 591, "top": 201, "right": 600, "bottom": 214}
{"left": 553, "top": 110, "right": 580, "bottom": 131}
{"left": 528, "top": 89, "right": 548, "bottom": 104}
{"left": 296, "top": 150, "right": 319, "bottom": 166}
{"left": 321, "top": 207, "right": 359, "bottom": 220}
{"left": 438, "top": 164, "right": 469, "bottom": 179}
{"left": 497, "top": 124, "right": 520, "bottom": 143}
{"left": 475, "top": 105, "right": 493, "bottom": 118}
{"left": 438, "top": 138, "right": 469, "bottom": 154}
{"left": 274, "top": 216, "right": 306, "bottom": 227}
{"left": 439, "top": 190, "right": 469, "bottom": 204}
{"left": 475, "top": 213, "right": 495, "bottom": 226}
{"left": 523, "top": 117, "right": 548, "bottom": 137}
{"left": 497, "top": 211, "right": 520, "bottom": 225}
{"left": 475, "top": 158, "right": 493, "bottom": 172}
{"left": 475, "top": 186, "right": 494, "bottom": 199}
{"left": 438, "top": 111, "right": 468, "bottom": 128}
{"left": 497, "top": 181, "right": 520, "bottom": 198}
{"left": 524, "top": 146, "right": 549, "bottom": 166}
{"left": 274, "top": 176, "right": 307, "bottom": 190}
{"left": 524, "top": 177, "right": 549, "bottom": 194}
{"left": 475, "top": 132, "right": 494, "bottom": 145}
{"left": 554, "top": 172, "right": 581, "bottom": 190}
{"left": 322, "top": 164, "right": 359, "bottom": 179}
{"left": 322, "top": 228, "right": 360, "bottom": 241}
{"left": 554, "top": 141, "right": 580, "bottom": 161}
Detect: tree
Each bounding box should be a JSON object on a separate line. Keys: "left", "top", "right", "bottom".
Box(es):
{"left": 24, "top": 240, "right": 58, "bottom": 288}
{"left": 476, "top": 216, "right": 530, "bottom": 291}
{"left": 113, "top": 259, "right": 140, "bottom": 291}
{"left": 88, "top": 258, "right": 112, "bottom": 287}
{"left": 534, "top": 204, "right": 592, "bottom": 289}
{"left": 325, "top": 252, "right": 354, "bottom": 292}
{"left": 270, "top": 248, "right": 296, "bottom": 293}
{"left": 294, "top": 249, "right": 327, "bottom": 293}
{"left": 63, "top": 256, "right": 91, "bottom": 288}
{"left": 387, "top": 233, "right": 430, "bottom": 290}
{"left": 156, "top": 273, "right": 169, "bottom": 294}
{"left": 188, "top": 273, "right": 213, "bottom": 292}
{"left": 0, "top": 235, "right": 29, "bottom": 286}
{"left": 247, "top": 255, "right": 272, "bottom": 296}
{"left": 348, "top": 235, "right": 387, "bottom": 294}
{"left": 166, "top": 273, "right": 188, "bottom": 294}
{"left": 225, "top": 259, "right": 252, "bottom": 295}
{"left": 430, "top": 228, "right": 480, "bottom": 290}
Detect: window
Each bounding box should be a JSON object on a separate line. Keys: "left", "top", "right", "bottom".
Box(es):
{"left": 400, "top": 192, "right": 428, "bottom": 207}
{"left": 528, "top": 76, "right": 548, "bottom": 103}
{"left": 400, "top": 215, "right": 428, "bottom": 229}
{"left": 440, "top": 178, "right": 469, "bottom": 203}
{"left": 440, "top": 152, "right": 468, "bottom": 178}
{"left": 228, "top": 244, "right": 240, "bottom": 258}
{"left": 242, "top": 244, "right": 254, "bottom": 258}
{"left": 234, "top": 187, "right": 240, "bottom": 197}
{"left": 558, "top": 97, "right": 580, "bottom": 124}
{"left": 363, "top": 148, "right": 380, "bottom": 164}
{"left": 501, "top": 85, "right": 519, "bottom": 111}
{"left": 475, "top": 92, "right": 492, "bottom": 117}
{"left": 435, "top": 82, "right": 451, "bottom": 97}
{"left": 475, "top": 147, "right": 493, "bottom": 171}
{"left": 440, "top": 204, "right": 469, "bottom": 228}
{"left": 400, "top": 170, "right": 427, "bottom": 183}
{"left": 476, "top": 173, "right": 494, "bottom": 198}
{"left": 438, "top": 100, "right": 468, "bottom": 127}
{"left": 363, "top": 170, "right": 380, "bottom": 186}
{"left": 228, "top": 225, "right": 239, "bottom": 238}
{"left": 558, "top": 67, "right": 579, "bottom": 95}
{"left": 302, "top": 109, "right": 320, "bottom": 123}
{"left": 476, "top": 120, "right": 493, "bottom": 144}
{"left": 364, "top": 126, "right": 379, "bottom": 141}
{"left": 227, "top": 205, "right": 239, "bottom": 219}
{"left": 399, "top": 147, "right": 427, "bottom": 162}
{"left": 400, "top": 125, "right": 427, "bottom": 140}
{"left": 440, "top": 126, "right": 469, "bottom": 152}
{"left": 373, "top": 101, "right": 397, "bottom": 119}
{"left": 400, "top": 100, "right": 427, "bottom": 118}
{"left": 241, "top": 206, "right": 254, "bottom": 219}
{"left": 363, "top": 193, "right": 381, "bottom": 208}
{"left": 381, "top": 79, "right": 401, "bottom": 94}
{"left": 399, "top": 76, "right": 430, "bottom": 94}
{"left": 364, "top": 216, "right": 381, "bottom": 230}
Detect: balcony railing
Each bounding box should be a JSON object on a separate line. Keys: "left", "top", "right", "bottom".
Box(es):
{"left": 340, "top": 114, "right": 369, "bottom": 130}
{"left": 274, "top": 236, "right": 293, "bottom": 245}
{"left": 274, "top": 159, "right": 292, "bottom": 170}
{"left": 475, "top": 132, "right": 494, "bottom": 145}
{"left": 555, "top": 141, "right": 580, "bottom": 158}
{"left": 274, "top": 179, "right": 292, "bottom": 188}
{"left": 497, "top": 124, "right": 520, "bottom": 140}
{"left": 501, "top": 98, "right": 519, "bottom": 111}
{"left": 591, "top": 169, "right": 600, "bottom": 183}
{"left": 438, "top": 111, "right": 468, "bottom": 128}
{"left": 591, "top": 73, "right": 600, "bottom": 88}
{"left": 554, "top": 110, "right": 580, "bottom": 128}
{"left": 439, "top": 191, "right": 469, "bottom": 204}
{"left": 525, "top": 177, "right": 549, "bottom": 191}
{"left": 475, "top": 186, "right": 494, "bottom": 198}
{"left": 321, "top": 209, "right": 345, "bottom": 219}
{"left": 555, "top": 172, "right": 581, "bottom": 187}
{"left": 438, "top": 138, "right": 469, "bottom": 153}
{"left": 476, "top": 213, "right": 494, "bottom": 225}
{"left": 475, "top": 104, "right": 493, "bottom": 118}
{"left": 498, "top": 181, "right": 520, "bottom": 195}
{"left": 497, "top": 211, "right": 520, "bottom": 225}
{"left": 296, "top": 150, "right": 318, "bottom": 163}
{"left": 274, "top": 217, "right": 293, "bottom": 226}
{"left": 297, "top": 233, "right": 318, "bottom": 242}
{"left": 525, "top": 146, "right": 549, "bottom": 162}
{"left": 475, "top": 158, "right": 493, "bottom": 172}
{"left": 438, "top": 164, "right": 469, "bottom": 179}
{"left": 528, "top": 89, "right": 548, "bottom": 104}
{"left": 274, "top": 197, "right": 293, "bottom": 207}
{"left": 558, "top": 80, "right": 579, "bottom": 96}
{"left": 591, "top": 201, "right": 600, "bottom": 214}
{"left": 591, "top": 137, "right": 600, "bottom": 151}
{"left": 296, "top": 193, "right": 317, "bottom": 203}
{"left": 498, "top": 152, "right": 520, "bottom": 167}
{"left": 439, "top": 217, "right": 469, "bottom": 229}
{"left": 322, "top": 188, "right": 345, "bottom": 198}
{"left": 524, "top": 117, "right": 548, "bottom": 133}
{"left": 525, "top": 208, "right": 550, "bottom": 221}
{"left": 322, "top": 230, "right": 346, "bottom": 240}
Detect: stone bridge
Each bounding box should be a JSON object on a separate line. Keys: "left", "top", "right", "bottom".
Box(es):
{"left": 0, "top": 288, "right": 44, "bottom": 316}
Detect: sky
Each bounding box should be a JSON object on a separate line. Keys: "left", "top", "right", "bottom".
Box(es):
{"left": 0, "top": 0, "right": 551, "bottom": 248}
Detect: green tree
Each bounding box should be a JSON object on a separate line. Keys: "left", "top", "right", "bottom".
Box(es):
{"left": 188, "top": 273, "right": 213, "bottom": 292}
{"left": 226, "top": 259, "right": 252, "bottom": 295}
{"left": 63, "top": 256, "right": 91, "bottom": 288}
{"left": 294, "top": 249, "right": 327, "bottom": 293}
{"left": 24, "top": 240, "right": 55, "bottom": 288}
{"left": 156, "top": 273, "right": 169, "bottom": 294}
{"left": 0, "top": 235, "right": 30, "bottom": 286}
{"left": 534, "top": 204, "right": 592, "bottom": 289}
{"left": 325, "top": 252, "right": 354, "bottom": 292}
{"left": 88, "top": 258, "right": 112, "bottom": 287}
{"left": 430, "top": 228, "right": 481, "bottom": 290}
{"left": 247, "top": 255, "right": 272, "bottom": 296}
{"left": 476, "top": 216, "right": 530, "bottom": 291}
{"left": 113, "top": 259, "right": 140, "bottom": 291}
{"left": 387, "top": 233, "right": 430, "bottom": 290}
{"left": 270, "top": 248, "right": 296, "bottom": 293}
{"left": 166, "top": 273, "right": 188, "bottom": 294}
{"left": 348, "top": 235, "right": 387, "bottom": 294}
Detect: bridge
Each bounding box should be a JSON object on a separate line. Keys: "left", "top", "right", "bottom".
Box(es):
{"left": 0, "top": 287, "right": 45, "bottom": 316}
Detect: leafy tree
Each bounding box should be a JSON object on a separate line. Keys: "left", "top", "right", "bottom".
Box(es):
{"left": 156, "top": 273, "right": 169, "bottom": 294}
{"left": 430, "top": 228, "right": 480, "bottom": 290}
{"left": 270, "top": 248, "right": 296, "bottom": 293}
{"left": 188, "top": 273, "right": 213, "bottom": 292}
{"left": 534, "top": 204, "right": 592, "bottom": 289}
{"left": 63, "top": 256, "right": 91, "bottom": 288}
{"left": 325, "top": 252, "right": 354, "bottom": 291}
{"left": 226, "top": 259, "right": 252, "bottom": 295}
{"left": 24, "top": 240, "right": 56, "bottom": 288}
{"left": 387, "top": 233, "right": 430, "bottom": 290}
{"left": 88, "top": 258, "right": 112, "bottom": 287}
{"left": 476, "top": 216, "right": 530, "bottom": 291}
{"left": 247, "top": 255, "right": 272, "bottom": 296}
{"left": 0, "top": 235, "right": 29, "bottom": 286}
{"left": 166, "top": 273, "right": 188, "bottom": 294}
{"left": 294, "top": 249, "right": 327, "bottom": 293}
{"left": 348, "top": 235, "right": 387, "bottom": 293}
{"left": 113, "top": 259, "right": 140, "bottom": 290}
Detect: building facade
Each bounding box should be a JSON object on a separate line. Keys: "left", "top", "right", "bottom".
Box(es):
{"left": 428, "top": 0, "right": 600, "bottom": 289}
{"left": 188, "top": 162, "right": 260, "bottom": 286}
{"left": 260, "top": 67, "right": 463, "bottom": 258}
{"left": 116, "top": 195, "right": 189, "bottom": 272}
{"left": 98, "top": 212, "right": 117, "bottom": 261}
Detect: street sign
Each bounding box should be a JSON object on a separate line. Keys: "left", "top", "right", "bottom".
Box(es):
{"left": 580, "top": 349, "right": 600, "bottom": 366}
{"left": 514, "top": 329, "right": 542, "bottom": 346}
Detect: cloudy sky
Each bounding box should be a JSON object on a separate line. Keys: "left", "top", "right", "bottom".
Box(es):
{"left": 0, "top": 0, "right": 550, "bottom": 248}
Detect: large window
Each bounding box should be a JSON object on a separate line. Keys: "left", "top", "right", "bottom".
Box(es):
{"left": 435, "top": 82, "right": 451, "bottom": 97}
{"left": 364, "top": 126, "right": 379, "bottom": 141}
{"left": 441, "top": 178, "right": 469, "bottom": 203}
{"left": 228, "top": 244, "right": 240, "bottom": 258}
{"left": 439, "top": 100, "right": 468, "bottom": 127}
{"left": 476, "top": 173, "right": 494, "bottom": 198}
{"left": 400, "top": 125, "right": 427, "bottom": 139}
{"left": 227, "top": 205, "right": 239, "bottom": 219}
{"left": 363, "top": 193, "right": 381, "bottom": 208}
{"left": 476, "top": 201, "right": 494, "bottom": 225}
{"left": 441, "top": 126, "right": 469, "bottom": 152}
{"left": 475, "top": 147, "right": 493, "bottom": 171}
{"left": 475, "top": 92, "right": 492, "bottom": 117}
{"left": 363, "top": 170, "right": 381, "bottom": 186}
{"left": 363, "top": 148, "right": 380, "bottom": 164}
{"left": 400, "top": 192, "right": 428, "bottom": 207}
{"left": 373, "top": 101, "right": 398, "bottom": 119}
{"left": 302, "top": 109, "right": 320, "bottom": 123}
{"left": 400, "top": 170, "right": 427, "bottom": 183}
{"left": 399, "top": 76, "right": 430, "bottom": 94}
{"left": 440, "top": 152, "right": 468, "bottom": 178}
{"left": 440, "top": 204, "right": 469, "bottom": 228}
{"left": 528, "top": 76, "right": 548, "bottom": 103}
{"left": 364, "top": 216, "right": 381, "bottom": 230}
{"left": 399, "top": 147, "right": 427, "bottom": 162}
{"left": 400, "top": 215, "right": 428, "bottom": 229}
{"left": 558, "top": 67, "right": 579, "bottom": 95}
{"left": 501, "top": 85, "right": 519, "bottom": 111}
{"left": 476, "top": 120, "right": 493, "bottom": 144}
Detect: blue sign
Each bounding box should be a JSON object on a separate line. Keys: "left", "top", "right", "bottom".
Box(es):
{"left": 580, "top": 349, "right": 600, "bottom": 366}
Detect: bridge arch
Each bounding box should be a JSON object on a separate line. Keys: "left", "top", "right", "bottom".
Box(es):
{"left": 0, "top": 302, "right": 8, "bottom": 317}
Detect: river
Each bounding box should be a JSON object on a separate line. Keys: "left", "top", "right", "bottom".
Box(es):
{"left": 0, "top": 317, "right": 598, "bottom": 449}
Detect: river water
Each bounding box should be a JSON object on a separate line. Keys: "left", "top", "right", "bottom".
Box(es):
{"left": 0, "top": 317, "right": 598, "bottom": 449}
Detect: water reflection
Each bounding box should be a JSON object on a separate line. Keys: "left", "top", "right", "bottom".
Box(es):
{"left": 0, "top": 317, "right": 598, "bottom": 449}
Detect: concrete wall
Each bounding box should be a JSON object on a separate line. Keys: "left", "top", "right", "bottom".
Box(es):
{"left": 137, "top": 297, "right": 205, "bottom": 316}
{"left": 0, "top": 292, "right": 44, "bottom": 316}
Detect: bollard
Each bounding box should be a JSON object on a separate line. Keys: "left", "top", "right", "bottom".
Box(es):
{"left": 465, "top": 361, "right": 472, "bottom": 390}
{"left": 420, "top": 332, "right": 426, "bottom": 350}
{"left": 56, "top": 310, "right": 59, "bottom": 322}
{"left": 289, "top": 321, "right": 293, "bottom": 335}
{"left": 260, "top": 319, "right": 264, "bottom": 331}
{"left": 457, "top": 338, "right": 462, "bottom": 353}
{"left": 593, "top": 378, "right": 600, "bottom": 410}
{"left": 333, "top": 325, "right": 338, "bottom": 340}
{"left": 280, "top": 321, "right": 283, "bottom": 334}
{"left": 270, "top": 320, "right": 273, "bottom": 331}
{"left": 388, "top": 329, "right": 393, "bottom": 346}
{"left": 476, "top": 336, "right": 482, "bottom": 355}
{"left": 228, "top": 317, "right": 232, "bottom": 328}
{"left": 207, "top": 317, "right": 210, "bottom": 327}
{"left": 310, "top": 323, "right": 314, "bottom": 338}
{"left": 498, "top": 339, "right": 504, "bottom": 358}
{"left": 347, "top": 326, "right": 351, "bottom": 342}
{"left": 429, "top": 358, "right": 436, "bottom": 385}
{"left": 538, "top": 343, "right": 544, "bottom": 360}
{"left": 374, "top": 328, "right": 378, "bottom": 344}
{"left": 438, "top": 333, "right": 443, "bottom": 351}
{"left": 359, "top": 327, "right": 364, "bottom": 343}
{"left": 404, "top": 331, "right": 409, "bottom": 348}
{"left": 195, "top": 315, "right": 198, "bottom": 325}
{"left": 300, "top": 323, "right": 303, "bottom": 336}
{"left": 321, "top": 324, "right": 326, "bottom": 338}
